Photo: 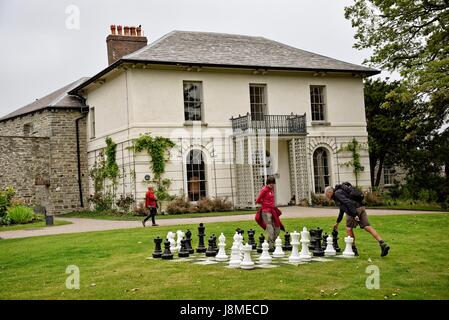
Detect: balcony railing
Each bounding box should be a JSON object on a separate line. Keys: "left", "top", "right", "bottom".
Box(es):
{"left": 231, "top": 113, "right": 307, "bottom": 135}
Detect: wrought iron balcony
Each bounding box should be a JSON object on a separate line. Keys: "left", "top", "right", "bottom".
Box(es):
{"left": 230, "top": 113, "right": 307, "bottom": 135}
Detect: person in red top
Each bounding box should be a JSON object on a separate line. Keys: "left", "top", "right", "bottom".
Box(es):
{"left": 142, "top": 186, "right": 158, "bottom": 227}
{"left": 255, "top": 176, "right": 285, "bottom": 250}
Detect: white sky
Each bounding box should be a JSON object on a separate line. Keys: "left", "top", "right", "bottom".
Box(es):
{"left": 0, "top": 0, "right": 394, "bottom": 118}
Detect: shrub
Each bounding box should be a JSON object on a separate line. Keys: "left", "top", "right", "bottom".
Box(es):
{"left": 363, "top": 191, "right": 384, "bottom": 206}
{"left": 115, "top": 194, "right": 135, "bottom": 213}
{"left": 209, "top": 197, "right": 233, "bottom": 211}
{"left": 165, "top": 197, "right": 195, "bottom": 215}
{"left": 0, "top": 186, "right": 15, "bottom": 217}
{"left": 417, "top": 189, "right": 438, "bottom": 203}
{"left": 6, "top": 206, "right": 35, "bottom": 224}
{"left": 0, "top": 215, "right": 12, "bottom": 226}
{"left": 89, "top": 192, "right": 114, "bottom": 212}
{"left": 311, "top": 193, "right": 335, "bottom": 206}
{"left": 196, "top": 198, "right": 214, "bottom": 213}
{"left": 133, "top": 201, "right": 149, "bottom": 216}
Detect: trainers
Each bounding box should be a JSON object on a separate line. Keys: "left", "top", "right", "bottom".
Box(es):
{"left": 152, "top": 223, "right": 159, "bottom": 227}
{"left": 352, "top": 246, "right": 359, "bottom": 256}
{"left": 142, "top": 221, "right": 145, "bottom": 227}
{"left": 380, "top": 243, "right": 390, "bottom": 257}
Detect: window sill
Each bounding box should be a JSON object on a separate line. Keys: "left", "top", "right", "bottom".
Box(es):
{"left": 183, "top": 121, "right": 208, "bottom": 127}
{"left": 311, "top": 121, "right": 331, "bottom": 126}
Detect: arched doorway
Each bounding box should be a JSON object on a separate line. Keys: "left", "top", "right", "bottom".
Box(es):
{"left": 186, "top": 149, "right": 207, "bottom": 201}
{"left": 313, "top": 147, "right": 331, "bottom": 193}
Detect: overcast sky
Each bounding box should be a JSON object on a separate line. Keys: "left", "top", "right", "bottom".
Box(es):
{"left": 0, "top": 0, "right": 393, "bottom": 118}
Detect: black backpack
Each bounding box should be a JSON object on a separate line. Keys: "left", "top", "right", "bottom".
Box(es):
{"left": 336, "top": 182, "right": 364, "bottom": 204}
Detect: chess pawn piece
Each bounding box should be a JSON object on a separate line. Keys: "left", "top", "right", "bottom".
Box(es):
{"left": 176, "top": 230, "right": 184, "bottom": 251}
{"left": 272, "top": 236, "right": 285, "bottom": 258}
{"left": 161, "top": 239, "right": 173, "bottom": 260}
{"left": 215, "top": 233, "right": 228, "bottom": 262}
{"left": 196, "top": 223, "right": 207, "bottom": 253}
{"left": 257, "top": 234, "right": 265, "bottom": 253}
{"left": 313, "top": 228, "right": 324, "bottom": 257}
{"left": 247, "top": 229, "right": 256, "bottom": 249}
{"left": 259, "top": 240, "right": 273, "bottom": 264}
{"left": 152, "top": 237, "right": 163, "bottom": 258}
{"left": 229, "top": 243, "right": 241, "bottom": 268}
{"left": 178, "top": 238, "right": 190, "bottom": 258}
{"left": 167, "top": 231, "right": 177, "bottom": 253}
{"left": 288, "top": 231, "right": 301, "bottom": 263}
{"left": 185, "top": 229, "right": 194, "bottom": 254}
{"left": 240, "top": 244, "right": 255, "bottom": 270}
{"left": 332, "top": 229, "right": 341, "bottom": 253}
{"left": 206, "top": 236, "right": 217, "bottom": 257}
{"left": 342, "top": 236, "right": 356, "bottom": 257}
{"left": 324, "top": 235, "right": 336, "bottom": 256}
{"left": 299, "top": 227, "right": 312, "bottom": 261}
{"left": 322, "top": 233, "right": 329, "bottom": 250}
{"left": 282, "top": 232, "right": 292, "bottom": 251}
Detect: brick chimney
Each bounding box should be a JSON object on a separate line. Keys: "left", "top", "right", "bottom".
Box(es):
{"left": 106, "top": 25, "right": 147, "bottom": 65}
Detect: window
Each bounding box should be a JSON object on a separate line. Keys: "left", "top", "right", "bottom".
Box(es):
{"left": 313, "top": 148, "right": 331, "bottom": 193}
{"left": 90, "top": 107, "right": 96, "bottom": 138}
{"left": 250, "top": 84, "right": 267, "bottom": 121}
{"left": 383, "top": 165, "right": 394, "bottom": 185}
{"left": 310, "top": 86, "right": 326, "bottom": 121}
{"left": 186, "top": 150, "right": 207, "bottom": 201}
{"left": 183, "top": 82, "right": 203, "bottom": 121}
{"left": 23, "top": 123, "right": 34, "bottom": 136}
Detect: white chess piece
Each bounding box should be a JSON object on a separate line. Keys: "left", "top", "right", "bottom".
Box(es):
{"left": 342, "top": 236, "right": 355, "bottom": 257}
{"left": 299, "top": 227, "right": 312, "bottom": 261}
{"left": 215, "top": 233, "right": 228, "bottom": 262}
{"left": 259, "top": 240, "right": 273, "bottom": 264}
{"left": 324, "top": 235, "right": 336, "bottom": 256}
{"left": 176, "top": 230, "right": 184, "bottom": 251}
{"left": 272, "top": 237, "right": 285, "bottom": 258}
{"left": 240, "top": 244, "right": 255, "bottom": 270}
{"left": 288, "top": 231, "right": 301, "bottom": 263}
{"left": 167, "top": 231, "right": 177, "bottom": 253}
{"left": 229, "top": 243, "right": 241, "bottom": 268}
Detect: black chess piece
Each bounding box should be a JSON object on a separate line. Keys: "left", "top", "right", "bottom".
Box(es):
{"left": 257, "top": 234, "right": 265, "bottom": 253}
{"left": 309, "top": 228, "right": 316, "bottom": 250}
{"left": 196, "top": 223, "right": 206, "bottom": 253}
{"left": 282, "top": 231, "right": 292, "bottom": 251}
{"left": 332, "top": 229, "right": 341, "bottom": 252}
{"left": 185, "top": 229, "right": 194, "bottom": 254}
{"left": 161, "top": 239, "right": 173, "bottom": 260}
{"left": 206, "top": 236, "right": 216, "bottom": 257}
{"left": 212, "top": 234, "right": 218, "bottom": 254}
{"left": 152, "top": 236, "right": 163, "bottom": 258}
{"left": 178, "top": 238, "right": 190, "bottom": 258}
{"left": 313, "top": 228, "right": 324, "bottom": 257}
{"left": 247, "top": 229, "right": 256, "bottom": 249}
{"left": 322, "top": 233, "right": 329, "bottom": 250}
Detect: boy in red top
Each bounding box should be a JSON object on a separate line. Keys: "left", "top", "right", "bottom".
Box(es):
{"left": 142, "top": 186, "right": 158, "bottom": 227}
{"left": 255, "top": 176, "right": 285, "bottom": 250}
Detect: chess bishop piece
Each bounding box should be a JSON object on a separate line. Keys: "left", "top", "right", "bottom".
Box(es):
{"left": 272, "top": 236, "right": 285, "bottom": 258}
{"left": 247, "top": 229, "right": 257, "bottom": 249}
{"left": 299, "top": 227, "right": 312, "bottom": 261}
{"left": 185, "top": 229, "right": 194, "bottom": 254}
{"left": 282, "top": 232, "right": 292, "bottom": 251}
{"left": 257, "top": 234, "right": 265, "bottom": 253}
{"left": 215, "top": 233, "right": 228, "bottom": 262}
{"left": 288, "top": 231, "right": 301, "bottom": 263}
{"left": 178, "top": 238, "right": 190, "bottom": 258}
{"left": 312, "top": 228, "right": 325, "bottom": 257}
{"left": 206, "top": 236, "right": 217, "bottom": 257}
{"left": 240, "top": 244, "right": 255, "bottom": 270}
{"left": 332, "top": 229, "right": 341, "bottom": 253}
{"left": 229, "top": 243, "right": 241, "bottom": 268}
{"left": 152, "top": 237, "right": 163, "bottom": 258}
{"left": 167, "top": 231, "right": 177, "bottom": 253}
{"left": 342, "top": 236, "right": 356, "bottom": 257}
{"left": 324, "top": 235, "right": 336, "bottom": 256}
{"left": 161, "top": 239, "right": 173, "bottom": 260}
{"left": 196, "top": 223, "right": 207, "bottom": 253}
{"left": 259, "top": 240, "right": 273, "bottom": 264}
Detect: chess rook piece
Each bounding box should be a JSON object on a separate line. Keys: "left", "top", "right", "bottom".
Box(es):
{"left": 206, "top": 236, "right": 217, "bottom": 257}
{"left": 332, "top": 229, "right": 341, "bottom": 252}
{"left": 313, "top": 228, "right": 324, "bottom": 257}
{"left": 288, "top": 231, "right": 301, "bottom": 263}
{"left": 259, "top": 240, "right": 273, "bottom": 264}
{"left": 215, "top": 233, "right": 228, "bottom": 262}
{"left": 342, "top": 236, "right": 356, "bottom": 257}
{"left": 272, "top": 236, "right": 285, "bottom": 258}
{"left": 178, "top": 238, "right": 190, "bottom": 258}
{"left": 152, "top": 237, "right": 163, "bottom": 258}
{"left": 299, "top": 227, "right": 312, "bottom": 261}
{"left": 257, "top": 234, "right": 265, "bottom": 253}
{"left": 229, "top": 243, "right": 241, "bottom": 268}
{"left": 324, "top": 235, "right": 336, "bottom": 256}
{"left": 185, "top": 229, "right": 194, "bottom": 254}
{"left": 161, "top": 239, "right": 173, "bottom": 260}
{"left": 282, "top": 232, "right": 292, "bottom": 251}
{"left": 247, "top": 229, "right": 256, "bottom": 249}
{"left": 196, "top": 223, "right": 206, "bottom": 253}
{"left": 240, "top": 244, "right": 255, "bottom": 270}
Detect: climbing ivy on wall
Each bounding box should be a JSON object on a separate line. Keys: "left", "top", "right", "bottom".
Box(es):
{"left": 338, "top": 138, "right": 366, "bottom": 187}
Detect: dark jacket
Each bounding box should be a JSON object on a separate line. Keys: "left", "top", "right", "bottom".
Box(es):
{"left": 332, "top": 188, "right": 363, "bottom": 223}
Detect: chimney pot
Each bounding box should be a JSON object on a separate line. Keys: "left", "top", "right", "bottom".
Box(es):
{"left": 110, "top": 25, "right": 116, "bottom": 35}
{"left": 117, "top": 25, "right": 123, "bottom": 35}
{"left": 124, "top": 26, "right": 130, "bottom": 35}
{"left": 130, "top": 26, "right": 136, "bottom": 36}
{"left": 136, "top": 26, "right": 142, "bottom": 36}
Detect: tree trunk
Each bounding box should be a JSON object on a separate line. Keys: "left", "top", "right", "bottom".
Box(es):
{"left": 370, "top": 156, "right": 377, "bottom": 187}
{"left": 374, "top": 156, "right": 384, "bottom": 187}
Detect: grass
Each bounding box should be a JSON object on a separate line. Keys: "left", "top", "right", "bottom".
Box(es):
{"left": 61, "top": 210, "right": 254, "bottom": 221}
{"left": 0, "top": 213, "right": 448, "bottom": 300}
{"left": 0, "top": 219, "right": 71, "bottom": 232}
{"left": 368, "top": 202, "right": 447, "bottom": 212}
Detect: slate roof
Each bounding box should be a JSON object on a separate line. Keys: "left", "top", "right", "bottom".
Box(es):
{"left": 0, "top": 77, "right": 89, "bottom": 121}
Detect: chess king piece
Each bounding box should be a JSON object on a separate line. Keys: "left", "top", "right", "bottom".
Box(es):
{"left": 229, "top": 243, "right": 241, "bottom": 268}
{"left": 299, "top": 227, "right": 312, "bottom": 261}
{"left": 240, "top": 244, "right": 255, "bottom": 270}
{"left": 257, "top": 234, "right": 265, "bottom": 253}
{"left": 342, "top": 236, "right": 356, "bottom": 257}
{"left": 152, "top": 237, "right": 163, "bottom": 258}
{"left": 161, "top": 239, "right": 173, "bottom": 260}
{"left": 196, "top": 223, "right": 207, "bottom": 253}
{"left": 312, "top": 228, "right": 324, "bottom": 257}
{"left": 324, "top": 235, "right": 336, "bottom": 256}
{"left": 288, "top": 231, "right": 301, "bottom": 263}
{"left": 215, "top": 233, "right": 228, "bottom": 262}
{"left": 206, "top": 236, "right": 217, "bottom": 257}
{"left": 321, "top": 233, "right": 329, "bottom": 250}
{"left": 167, "top": 231, "right": 177, "bottom": 253}
{"left": 178, "top": 238, "right": 190, "bottom": 258}
{"left": 176, "top": 230, "right": 184, "bottom": 251}
{"left": 247, "top": 229, "right": 257, "bottom": 249}
{"left": 332, "top": 229, "right": 341, "bottom": 253}
{"left": 282, "top": 232, "right": 292, "bottom": 251}
{"left": 185, "top": 229, "right": 194, "bottom": 254}
{"left": 259, "top": 240, "right": 273, "bottom": 264}
{"left": 272, "top": 236, "right": 285, "bottom": 258}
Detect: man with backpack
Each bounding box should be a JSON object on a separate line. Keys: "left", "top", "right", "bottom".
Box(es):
{"left": 324, "top": 183, "right": 390, "bottom": 257}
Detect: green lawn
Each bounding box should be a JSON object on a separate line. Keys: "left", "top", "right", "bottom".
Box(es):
{"left": 0, "top": 213, "right": 448, "bottom": 300}
{"left": 0, "top": 219, "right": 71, "bottom": 232}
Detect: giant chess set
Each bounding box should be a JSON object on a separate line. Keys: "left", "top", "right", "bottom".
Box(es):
{"left": 147, "top": 223, "right": 357, "bottom": 269}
